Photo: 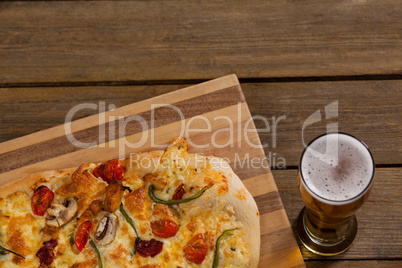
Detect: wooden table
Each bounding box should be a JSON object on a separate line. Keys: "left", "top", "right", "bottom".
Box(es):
{"left": 0, "top": 1, "right": 401, "bottom": 267}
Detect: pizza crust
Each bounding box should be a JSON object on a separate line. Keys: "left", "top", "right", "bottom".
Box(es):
{"left": 208, "top": 156, "right": 260, "bottom": 268}
{"left": 0, "top": 168, "right": 76, "bottom": 197}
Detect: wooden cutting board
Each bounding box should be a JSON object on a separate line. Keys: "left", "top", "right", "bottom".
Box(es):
{"left": 0, "top": 74, "right": 304, "bottom": 268}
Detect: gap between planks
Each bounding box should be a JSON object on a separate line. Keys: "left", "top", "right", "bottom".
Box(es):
{"left": 1, "top": 74, "right": 402, "bottom": 89}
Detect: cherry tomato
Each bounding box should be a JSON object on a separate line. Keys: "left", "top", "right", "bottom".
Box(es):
{"left": 36, "top": 239, "right": 58, "bottom": 265}
{"left": 172, "top": 183, "right": 185, "bottom": 200}
{"left": 135, "top": 238, "right": 163, "bottom": 258}
{"left": 184, "top": 233, "right": 208, "bottom": 265}
{"left": 75, "top": 221, "right": 92, "bottom": 252}
{"left": 93, "top": 160, "right": 124, "bottom": 182}
{"left": 151, "top": 219, "right": 179, "bottom": 238}
{"left": 31, "top": 186, "right": 54, "bottom": 216}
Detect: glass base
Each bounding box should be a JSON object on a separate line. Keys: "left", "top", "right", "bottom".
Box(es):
{"left": 296, "top": 207, "right": 357, "bottom": 256}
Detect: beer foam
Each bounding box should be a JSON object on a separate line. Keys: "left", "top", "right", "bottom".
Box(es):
{"left": 301, "top": 133, "right": 374, "bottom": 203}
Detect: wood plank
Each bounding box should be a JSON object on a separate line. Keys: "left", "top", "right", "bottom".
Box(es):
{"left": 242, "top": 80, "right": 402, "bottom": 166}
{"left": 0, "top": 76, "right": 304, "bottom": 267}
{"left": 306, "top": 260, "right": 402, "bottom": 268}
{"left": 0, "top": 1, "right": 401, "bottom": 83}
{"left": 1, "top": 80, "right": 400, "bottom": 166}
{"left": 273, "top": 168, "right": 402, "bottom": 260}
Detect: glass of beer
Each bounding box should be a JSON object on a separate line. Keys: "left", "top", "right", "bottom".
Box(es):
{"left": 296, "top": 133, "right": 375, "bottom": 256}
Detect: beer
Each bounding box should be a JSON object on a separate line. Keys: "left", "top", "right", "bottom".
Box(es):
{"left": 296, "top": 133, "right": 375, "bottom": 256}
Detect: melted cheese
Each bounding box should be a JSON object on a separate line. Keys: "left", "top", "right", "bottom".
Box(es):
{"left": 0, "top": 192, "right": 45, "bottom": 267}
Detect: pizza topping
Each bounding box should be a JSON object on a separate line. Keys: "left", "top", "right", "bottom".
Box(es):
{"left": 93, "top": 160, "right": 125, "bottom": 182}
{"left": 184, "top": 233, "right": 208, "bottom": 265}
{"left": 58, "top": 165, "right": 102, "bottom": 199}
{"left": 151, "top": 219, "right": 179, "bottom": 238}
{"left": 135, "top": 238, "right": 163, "bottom": 258}
{"left": 45, "top": 197, "right": 78, "bottom": 227}
{"left": 36, "top": 239, "right": 58, "bottom": 266}
{"left": 72, "top": 258, "right": 98, "bottom": 268}
{"left": 124, "top": 186, "right": 150, "bottom": 216}
{"left": 172, "top": 183, "right": 185, "bottom": 200}
{"left": 89, "top": 238, "right": 103, "bottom": 268}
{"left": 31, "top": 186, "right": 54, "bottom": 216}
{"left": 148, "top": 184, "right": 212, "bottom": 205}
{"left": 78, "top": 199, "right": 104, "bottom": 225}
{"left": 143, "top": 174, "right": 167, "bottom": 190}
{"left": 104, "top": 180, "right": 125, "bottom": 212}
{"left": 212, "top": 229, "right": 235, "bottom": 268}
{"left": 120, "top": 204, "right": 164, "bottom": 258}
{"left": 0, "top": 244, "right": 25, "bottom": 259}
{"left": 75, "top": 221, "right": 92, "bottom": 252}
{"left": 119, "top": 204, "right": 140, "bottom": 238}
{"left": 95, "top": 213, "right": 118, "bottom": 246}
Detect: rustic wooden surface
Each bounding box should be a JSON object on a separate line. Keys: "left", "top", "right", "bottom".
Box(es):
{"left": 0, "top": 1, "right": 401, "bottom": 84}
{"left": 0, "top": 1, "right": 401, "bottom": 267}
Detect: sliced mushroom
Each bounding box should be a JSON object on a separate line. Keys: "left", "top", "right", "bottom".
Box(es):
{"left": 46, "top": 197, "right": 78, "bottom": 227}
{"left": 95, "top": 213, "right": 118, "bottom": 246}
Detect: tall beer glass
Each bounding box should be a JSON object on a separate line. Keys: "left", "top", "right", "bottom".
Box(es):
{"left": 297, "top": 133, "right": 375, "bottom": 256}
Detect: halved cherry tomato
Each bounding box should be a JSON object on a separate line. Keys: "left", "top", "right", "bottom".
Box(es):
{"left": 172, "top": 183, "right": 185, "bottom": 200}
{"left": 93, "top": 160, "right": 124, "bottom": 182}
{"left": 151, "top": 219, "right": 179, "bottom": 238}
{"left": 75, "top": 221, "right": 92, "bottom": 252}
{"left": 135, "top": 238, "right": 163, "bottom": 258}
{"left": 31, "top": 186, "right": 54, "bottom": 216}
{"left": 183, "top": 233, "right": 208, "bottom": 265}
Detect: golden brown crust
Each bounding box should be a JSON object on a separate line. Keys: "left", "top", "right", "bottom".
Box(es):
{"left": 0, "top": 168, "right": 76, "bottom": 198}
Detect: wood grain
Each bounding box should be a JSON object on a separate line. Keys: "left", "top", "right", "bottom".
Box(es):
{"left": 273, "top": 168, "right": 402, "bottom": 260}
{"left": 0, "top": 85, "right": 242, "bottom": 173}
{"left": 0, "top": 75, "right": 305, "bottom": 267}
{"left": 1, "top": 80, "right": 400, "bottom": 166}
{"left": 0, "top": 1, "right": 401, "bottom": 83}
{"left": 242, "top": 80, "right": 402, "bottom": 167}
{"left": 306, "top": 260, "right": 402, "bottom": 268}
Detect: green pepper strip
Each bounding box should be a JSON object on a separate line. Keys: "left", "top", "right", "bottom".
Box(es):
{"left": 148, "top": 184, "right": 212, "bottom": 205}
{"left": 119, "top": 204, "right": 140, "bottom": 238}
{"left": 0, "top": 244, "right": 25, "bottom": 259}
{"left": 119, "top": 204, "right": 140, "bottom": 256}
{"left": 68, "top": 233, "right": 75, "bottom": 246}
{"left": 212, "top": 229, "right": 236, "bottom": 268}
{"left": 89, "top": 238, "right": 103, "bottom": 268}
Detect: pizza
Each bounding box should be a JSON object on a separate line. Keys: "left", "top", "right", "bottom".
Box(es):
{"left": 0, "top": 137, "right": 260, "bottom": 267}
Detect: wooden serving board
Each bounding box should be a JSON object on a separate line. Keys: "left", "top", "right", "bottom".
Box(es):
{"left": 0, "top": 74, "right": 304, "bottom": 268}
